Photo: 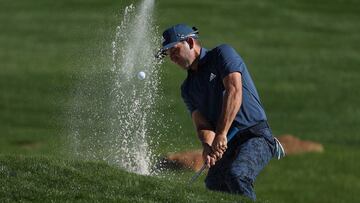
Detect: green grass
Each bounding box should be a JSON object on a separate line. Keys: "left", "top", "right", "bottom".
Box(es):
{"left": 1, "top": 0, "right": 359, "bottom": 202}
{"left": 0, "top": 155, "right": 250, "bottom": 202}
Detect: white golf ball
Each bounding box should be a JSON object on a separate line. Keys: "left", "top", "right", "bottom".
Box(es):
{"left": 137, "top": 71, "right": 146, "bottom": 80}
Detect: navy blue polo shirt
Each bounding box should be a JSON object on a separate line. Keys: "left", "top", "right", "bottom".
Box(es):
{"left": 181, "top": 44, "right": 267, "bottom": 131}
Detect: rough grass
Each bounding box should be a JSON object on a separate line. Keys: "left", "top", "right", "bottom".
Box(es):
{"left": 0, "top": 0, "right": 359, "bottom": 202}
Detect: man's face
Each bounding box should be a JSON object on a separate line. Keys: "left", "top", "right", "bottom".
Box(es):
{"left": 166, "top": 41, "right": 194, "bottom": 70}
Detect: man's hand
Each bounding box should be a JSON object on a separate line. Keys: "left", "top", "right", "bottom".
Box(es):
{"left": 202, "top": 143, "right": 217, "bottom": 168}
{"left": 211, "top": 134, "right": 228, "bottom": 159}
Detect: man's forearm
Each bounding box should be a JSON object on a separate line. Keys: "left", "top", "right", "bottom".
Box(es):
{"left": 215, "top": 72, "right": 242, "bottom": 136}
{"left": 197, "top": 129, "right": 216, "bottom": 146}
{"left": 216, "top": 88, "right": 242, "bottom": 135}
{"left": 191, "top": 110, "right": 216, "bottom": 146}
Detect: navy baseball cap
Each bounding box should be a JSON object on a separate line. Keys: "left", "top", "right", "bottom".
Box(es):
{"left": 156, "top": 24, "right": 199, "bottom": 59}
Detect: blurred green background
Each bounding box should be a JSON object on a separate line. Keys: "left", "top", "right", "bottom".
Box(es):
{"left": 1, "top": 0, "right": 359, "bottom": 202}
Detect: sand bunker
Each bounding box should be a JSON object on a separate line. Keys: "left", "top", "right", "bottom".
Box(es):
{"left": 162, "top": 135, "right": 324, "bottom": 171}
{"left": 277, "top": 134, "right": 323, "bottom": 155}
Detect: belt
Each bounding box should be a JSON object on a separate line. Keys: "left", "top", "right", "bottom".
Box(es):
{"left": 231, "top": 120, "right": 269, "bottom": 142}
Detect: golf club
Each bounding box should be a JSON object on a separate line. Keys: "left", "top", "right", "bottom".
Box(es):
{"left": 188, "top": 126, "right": 240, "bottom": 185}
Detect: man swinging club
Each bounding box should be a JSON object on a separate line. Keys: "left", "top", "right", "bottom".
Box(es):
{"left": 157, "top": 24, "right": 284, "bottom": 201}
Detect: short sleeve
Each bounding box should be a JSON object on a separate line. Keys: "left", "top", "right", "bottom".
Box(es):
{"left": 181, "top": 83, "right": 196, "bottom": 115}
{"left": 216, "top": 44, "right": 245, "bottom": 79}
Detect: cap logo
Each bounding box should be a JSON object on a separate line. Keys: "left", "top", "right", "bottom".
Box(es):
{"left": 177, "top": 34, "right": 186, "bottom": 40}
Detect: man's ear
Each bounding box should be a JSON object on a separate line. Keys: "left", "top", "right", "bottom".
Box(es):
{"left": 186, "top": 38, "right": 195, "bottom": 49}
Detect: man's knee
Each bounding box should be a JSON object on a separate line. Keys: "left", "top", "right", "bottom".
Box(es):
{"left": 205, "top": 178, "right": 216, "bottom": 190}
{"left": 205, "top": 176, "right": 229, "bottom": 192}
{"left": 226, "top": 174, "right": 256, "bottom": 201}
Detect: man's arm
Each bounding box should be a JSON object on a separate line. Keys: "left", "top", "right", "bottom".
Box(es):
{"left": 212, "top": 72, "right": 243, "bottom": 154}
{"left": 191, "top": 110, "right": 217, "bottom": 167}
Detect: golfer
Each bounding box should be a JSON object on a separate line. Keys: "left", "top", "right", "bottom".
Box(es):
{"left": 157, "top": 24, "right": 284, "bottom": 201}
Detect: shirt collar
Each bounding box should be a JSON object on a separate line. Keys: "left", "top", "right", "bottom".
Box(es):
{"left": 198, "top": 47, "right": 208, "bottom": 66}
